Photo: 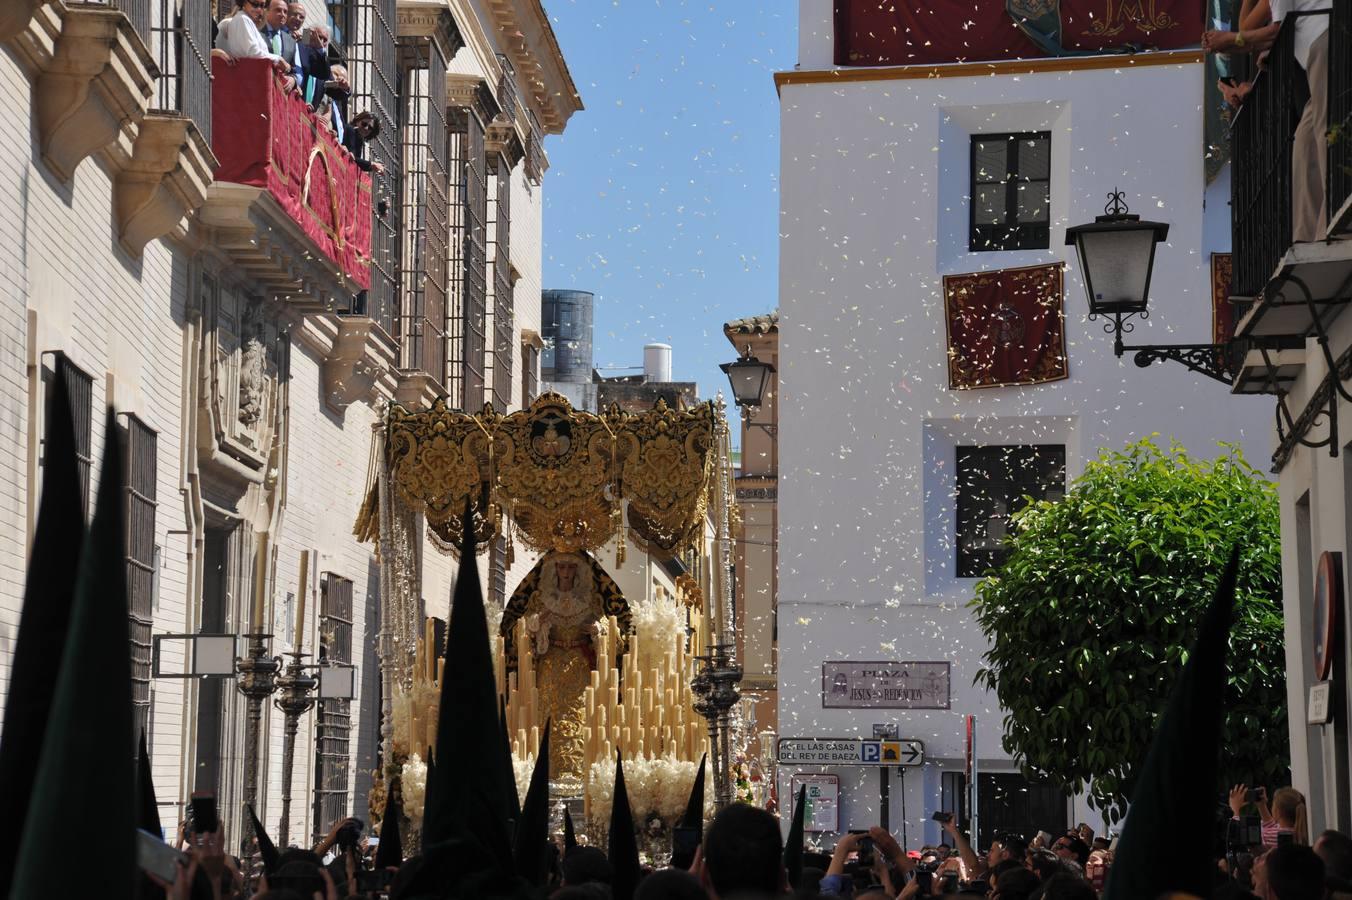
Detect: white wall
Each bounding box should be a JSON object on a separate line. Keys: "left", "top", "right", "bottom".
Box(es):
{"left": 777, "top": 58, "right": 1272, "bottom": 847}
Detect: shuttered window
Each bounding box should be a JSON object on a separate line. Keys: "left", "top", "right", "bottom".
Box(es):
{"left": 49, "top": 353, "right": 94, "bottom": 516}
{"left": 123, "top": 415, "right": 158, "bottom": 742}
{"left": 489, "top": 157, "right": 513, "bottom": 412}
{"left": 314, "top": 573, "right": 355, "bottom": 838}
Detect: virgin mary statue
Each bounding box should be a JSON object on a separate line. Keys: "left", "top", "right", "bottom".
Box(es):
{"left": 502, "top": 551, "right": 630, "bottom": 782}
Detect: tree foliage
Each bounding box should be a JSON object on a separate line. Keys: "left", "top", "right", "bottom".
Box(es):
{"left": 970, "top": 439, "right": 1287, "bottom": 822}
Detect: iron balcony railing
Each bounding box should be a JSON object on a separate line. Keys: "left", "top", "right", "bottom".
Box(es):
{"left": 1329, "top": 1, "right": 1351, "bottom": 229}
{"left": 1230, "top": 18, "right": 1304, "bottom": 300}
{"left": 1231, "top": 9, "right": 1341, "bottom": 299}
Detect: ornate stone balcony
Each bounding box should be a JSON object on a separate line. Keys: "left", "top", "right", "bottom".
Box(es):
{"left": 199, "top": 58, "right": 373, "bottom": 310}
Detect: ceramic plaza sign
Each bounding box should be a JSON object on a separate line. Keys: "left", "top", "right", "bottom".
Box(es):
{"left": 821, "top": 661, "right": 951, "bottom": 709}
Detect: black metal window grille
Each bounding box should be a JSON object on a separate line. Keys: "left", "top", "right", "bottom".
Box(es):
{"left": 49, "top": 353, "right": 94, "bottom": 516}
{"left": 524, "top": 108, "right": 544, "bottom": 185}
{"left": 396, "top": 40, "right": 449, "bottom": 387}
{"left": 463, "top": 113, "right": 489, "bottom": 409}
{"left": 969, "top": 132, "right": 1051, "bottom": 252}
{"left": 135, "top": 0, "right": 213, "bottom": 145}
{"left": 314, "top": 573, "right": 355, "bottom": 839}
{"left": 447, "top": 116, "right": 468, "bottom": 408}
{"left": 122, "top": 415, "right": 158, "bottom": 742}
{"left": 955, "top": 445, "right": 1065, "bottom": 578}
{"left": 495, "top": 53, "right": 520, "bottom": 128}
{"left": 489, "top": 157, "right": 513, "bottom": 412}
{"left": 330, "top": 0, "right": 401, "bottom": 337}
{"left": 522, "top": 344, "right": 539, "bottom": 408}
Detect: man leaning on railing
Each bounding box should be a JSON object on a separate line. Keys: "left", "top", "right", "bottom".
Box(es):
{"left": 213, "top": 0, "right": 296, "bottom": 93}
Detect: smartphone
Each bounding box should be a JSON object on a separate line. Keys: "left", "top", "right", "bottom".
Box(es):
{"left": 671, "top": 826, "right": 700, "bottom": 869}
{"left": 137, "top": 828, "right": 186, "bottom": 883}
{"left": 931, "top": 811, "right": 954, "bottom": 824}
{"left": 1247, "top": 788, "right": 1265, "bottom": 802}
{"left": 189, "top": 792, "right": 218, "bottom": 835}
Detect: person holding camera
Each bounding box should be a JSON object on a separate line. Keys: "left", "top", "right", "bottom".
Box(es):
{"left": 313, "top": 815, "right": 367, "bottom": 895}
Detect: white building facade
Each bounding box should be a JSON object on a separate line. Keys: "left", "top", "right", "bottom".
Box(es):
{"left": 775, "top": 0, "right": 1274, "bottom": 847}
{"left": 0, "top": 0, "right": 579, "bottom": 850}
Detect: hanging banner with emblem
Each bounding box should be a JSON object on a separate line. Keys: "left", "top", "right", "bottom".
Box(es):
{"left": 822, "top": 661, "right": 951, "bottom": 709}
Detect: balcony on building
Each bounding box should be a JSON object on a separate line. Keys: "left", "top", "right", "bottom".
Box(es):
{"left": 5, "top": 0, "right": 217, "bottom": 254}
{"left": 201, "top": 57, "right": 375, "bottom": 310}
{"left": 199, "top": 56, "right": 394, "bottom": 412}
{"left": 1229, "top": 5, "right": 1352, "bottom": 395}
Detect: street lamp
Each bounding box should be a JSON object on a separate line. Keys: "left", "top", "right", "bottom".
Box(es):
{"left": 719, "top": 354, "right": 774, "bottom": 410}
{"left": 720, "top": 352, "right": 776, "bottom": 438}
{"left": 1067, "top": 190, "right": 1296, "bottom": 385}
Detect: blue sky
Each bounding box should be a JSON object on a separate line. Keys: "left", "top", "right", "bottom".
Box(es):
{"left": 540, "top": 1, "right": 795, "bottom": 410}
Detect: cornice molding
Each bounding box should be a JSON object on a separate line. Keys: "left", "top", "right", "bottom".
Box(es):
{"left": 445, "top": 72, "right": 499, "bottom": 127}
{"left": 774, "top": 48, "right": 1204, "bottom": 93}
{"left": 395, "top": 0, "right": 464, "bottom": 61}
{"left": 481, "top": 0, "right": 581, "bottom": 134}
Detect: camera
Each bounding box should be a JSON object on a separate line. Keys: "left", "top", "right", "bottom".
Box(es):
{"left": 337, "top": 818, "right": 365, "bottom": 853}
{"left": 855, "top": 836, "right": 875, "bottom": 869}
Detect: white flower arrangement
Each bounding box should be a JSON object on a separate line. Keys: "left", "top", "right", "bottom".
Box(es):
{"left": 400, "top": 755, "right": 428, "bottom": 833}
{"left": 628, "top": 593, "right": 688, "bottom": 678}
{"left": 584, "top": 755, "right": 714, "bottom": 832}
{"left": 513, "top": 754, "right": 536, "bottom": 807}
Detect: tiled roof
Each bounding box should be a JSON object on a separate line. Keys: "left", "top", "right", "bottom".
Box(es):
{"left": 723, "top": 311, "right": 779, "bottom": 336}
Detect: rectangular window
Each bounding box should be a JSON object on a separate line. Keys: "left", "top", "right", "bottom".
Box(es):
{"left": 122, "top": 414, "right": 158, "bottom": 742}
{"left": 462, "top": 113, "right": 489, "bottom": 408}
{"left": 955, "top": 445, "right": 1065, "bottom": 577}
{"left": 489, "top": 157, "right": 513, "bottom": 413}
{"left": 969, "top": 132, "right": 1051, "bottom": 252}
{"left": 49, "top": 353, "right": 94, "bottom": 516}
{"left": 314, "top": 573, "right": 355, "bottom": 839}
{"left": 397, "top": 41, "right": 450, "bottom": 387}
{"left": 522, "top": 344, "right": 539, "bottom": 408}
{"left": 329, "top": 0, "right": 401, "bottom": 336}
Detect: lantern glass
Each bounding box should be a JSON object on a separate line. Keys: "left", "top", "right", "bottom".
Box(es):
{"left": 1066, "top": 212, "right": 1169, "bottom": 316}
{"left": 720, "top": 357, "right": 774, "bottom": 408}
{"left": 319, "top": 664, "right": 356, "bottom": 700}
{"left": 192, "top": 634, "right": 238, "bottom": 676}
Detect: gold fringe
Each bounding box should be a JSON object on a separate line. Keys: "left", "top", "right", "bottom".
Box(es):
{"left": 353, "top": 480, "right": 380, "bottom": 544}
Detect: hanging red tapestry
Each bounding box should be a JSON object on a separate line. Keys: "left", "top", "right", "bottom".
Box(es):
{"left": 1211, "top": 253, "right": 1235, "bottom": 346}
{"left": 943, "top": 263, "right": 1068, "bottom": 390}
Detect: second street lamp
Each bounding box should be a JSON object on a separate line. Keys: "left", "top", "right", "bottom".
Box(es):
{"left": 719, "top": 353, "right": 774, "bottom": 410}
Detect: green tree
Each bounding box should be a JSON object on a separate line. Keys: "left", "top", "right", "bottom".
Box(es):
{"left": 970, "top": 438, "right": 1287, "bottom": 822}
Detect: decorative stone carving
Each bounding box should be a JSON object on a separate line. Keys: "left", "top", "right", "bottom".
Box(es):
{"left": 395, "top": 0, "right": 463, "bottom": 60}
{"left": 34, "top": 5, "right": 156, "bottom": 182}
{"left": 238, "top": 303, "right": 268, "bottom": 428}
{"left": 322, "top": 317, "right": 398, "bottom": 413}
{"left": 114, "top": 113, "right": 217, "bottom": 256}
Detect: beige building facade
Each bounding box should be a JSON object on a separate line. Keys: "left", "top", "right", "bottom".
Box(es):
{"left": 0, "top": 0, "right": 579, "bottom": 849}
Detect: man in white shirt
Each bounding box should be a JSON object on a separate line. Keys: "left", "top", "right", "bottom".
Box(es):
{"left": 1269, "top": 0, "right": 1332, "bottom": 241}
{"left": 214, "top": 0, "right": 295, "bottom": 91}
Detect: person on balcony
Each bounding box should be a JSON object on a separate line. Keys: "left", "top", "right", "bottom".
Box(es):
{"left": 1273, "top": 0, "right": 1332, "bottom": 242}
{"left": 286, "top": 1, "right": 305, "bottom": 41}
{"left": 344, "top": 111, "right": 387, "bottom": 177}
{"left": 214, "top": 0, "right": 295, "bottom": 90}
{"left": 261, "top": 0, "right": 305, "bottom": 89}
{"left": 300, "top": 25, "right": 332, "bottom": 108}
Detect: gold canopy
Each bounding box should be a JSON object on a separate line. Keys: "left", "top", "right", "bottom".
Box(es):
{"left": 356, "top": 392, "right": 720, "bottom": 557}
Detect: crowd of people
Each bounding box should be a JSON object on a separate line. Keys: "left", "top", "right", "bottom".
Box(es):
{"left": 141, "top": 780, "right": 1352, "bottom": 900}
{"left": 211, "top": 0, "right": 385, "bottom": 175}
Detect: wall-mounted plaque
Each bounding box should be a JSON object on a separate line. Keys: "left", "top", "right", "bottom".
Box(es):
{"left": 821, "top": 661, "right": 951, "bottom": 709}
{"left": 1314, "top": 551, "right": 1343, "bottom": 683}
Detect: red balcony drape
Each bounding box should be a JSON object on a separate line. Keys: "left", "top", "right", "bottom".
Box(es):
{"left": 212, "top": 58, "right": 372, "bottom": 290}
